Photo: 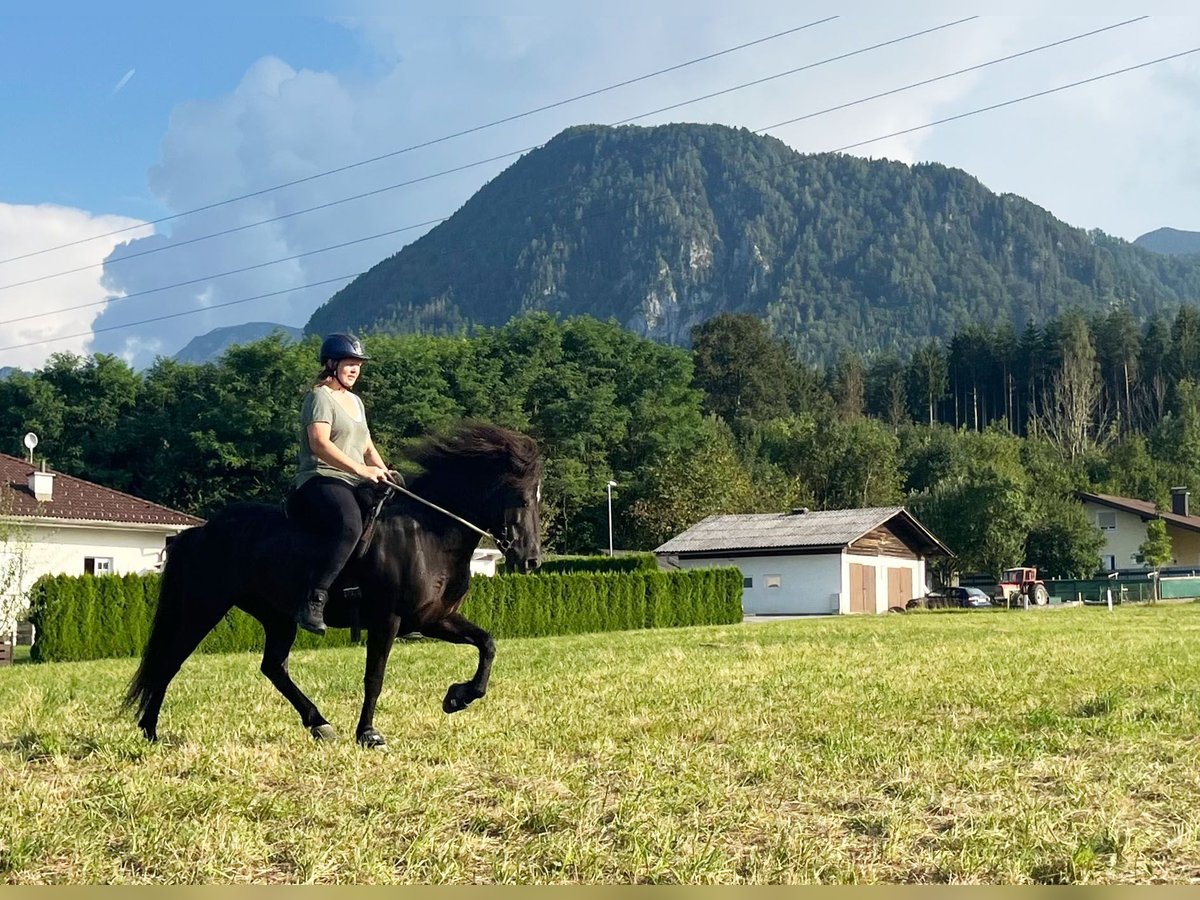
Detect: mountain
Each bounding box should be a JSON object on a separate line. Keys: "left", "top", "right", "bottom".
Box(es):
{"left": 1134, "top": 227, "right": 1200, "bottom": 257}
{"left": 173, "top": 322, "right": 303, "bottom": 365}
{"left": 306, "top": 123, "right": 1200, "bottom": 363}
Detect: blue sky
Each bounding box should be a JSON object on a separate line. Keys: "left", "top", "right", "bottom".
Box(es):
{"left": 2, "top": 12, "right": 1200, "bottom": 370}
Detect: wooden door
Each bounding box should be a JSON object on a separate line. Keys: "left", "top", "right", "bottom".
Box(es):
{"left": 849, "top": 563, "right": 876, "bottom": 613}
{"left": 888, "top": 567, "right": 913, "bottom": 609}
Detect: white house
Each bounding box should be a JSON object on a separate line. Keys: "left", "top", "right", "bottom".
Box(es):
{"left": 1076, "top": 488, "right": 1200, "bottom": 571}
{"left": 655, "top": 506, "right": 952, "bottom": 615}
{"left": 0, "top": 453, "right": 204, "bottom": 638}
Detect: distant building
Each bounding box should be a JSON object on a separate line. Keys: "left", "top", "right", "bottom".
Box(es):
{"left": 655, "top": 506, "right": 952, "bottom": 615}
{"left": 0, "top": 453, "right": 202, "bottom": 639}
{"left": 1076, "top": 488, "right": 1200, "bottom": 571}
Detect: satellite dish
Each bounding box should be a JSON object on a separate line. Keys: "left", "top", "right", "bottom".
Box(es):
{"left": 23, "top": 432, "right": 38, "bottom": 451}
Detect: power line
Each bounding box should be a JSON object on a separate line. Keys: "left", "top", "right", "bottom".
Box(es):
{"left": 0, "top": 17, "right": 980, "bottom": 295}
{"left": 0, "top": 17, "right": 838, "bottom": 268}
{"left": 0, "top": 15, "right": 1142, "bottom": 324}
{"left": 5, "top": 43, "right": 1193, "bottom": 357}
{"left": 0, "top": 219, "right": 446, "bottom": 328}
{"left": 1, "top": 17, "right": 1153, "bottom": 331}
{"left": 610, "top": 16, "right": 979, "bottom": 126}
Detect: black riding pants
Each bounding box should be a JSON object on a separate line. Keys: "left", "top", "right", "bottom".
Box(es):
{"left": 288, "top": 476, "right": 366, "bottom": 593}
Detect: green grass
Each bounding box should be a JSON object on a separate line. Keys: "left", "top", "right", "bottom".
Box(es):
{"left": 4, "top": 604, "right": 1200, "bottom": 883}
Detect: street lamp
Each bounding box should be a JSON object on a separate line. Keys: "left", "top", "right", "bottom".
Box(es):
{"left": 606, "top": 480, "right": 618, "bottom": 557}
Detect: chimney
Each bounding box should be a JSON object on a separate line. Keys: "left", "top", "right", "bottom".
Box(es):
{"left": 28, "top": 460, "right": 54, "bottom": 502}
{"left": 1171, "top": 486, "right": 1190, "bottom": 517}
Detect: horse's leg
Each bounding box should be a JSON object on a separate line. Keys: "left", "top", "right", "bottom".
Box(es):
{"left": 258, "top": 616, "right": 337, "bottom": 742}
{"left": 419, "top": 612, "right": 496, "bottom": 714}
{"left": 135, "top": 599, "right": 231, "bottom": 742}
{"left": 354, "top": 616, "right": 400, "bottom": 749}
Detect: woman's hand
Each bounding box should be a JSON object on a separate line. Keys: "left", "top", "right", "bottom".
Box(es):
{"left": 358, "top": 464, "right": 390, "bottom": 483}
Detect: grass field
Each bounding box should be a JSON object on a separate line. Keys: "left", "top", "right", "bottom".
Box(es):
{"left": 3, "top": 603, "right": 1200, "bottom": 884}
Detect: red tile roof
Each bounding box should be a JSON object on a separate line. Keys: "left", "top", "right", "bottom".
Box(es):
{"left": 0, "top": 453, "right": 203, "bottom": 527}
{"left": 1076, "top": 491, "right": 1200, "bottom": 535}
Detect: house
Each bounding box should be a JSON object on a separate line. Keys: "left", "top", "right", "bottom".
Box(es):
{"left": 1076, "top": 488, "right": 1200, "bottom": 571}
{"left": 470, "top": 547, "right": 503, "bottom": 577}
{"left": 0, "top": 453, "right": 203, "bottom": 637}
{"left": 654, "top": 506, "right": 952, "bottom": 615}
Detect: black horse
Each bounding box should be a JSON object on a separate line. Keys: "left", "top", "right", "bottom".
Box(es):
{"left": 124, "top": 423, "right": 542, "bottom": 747}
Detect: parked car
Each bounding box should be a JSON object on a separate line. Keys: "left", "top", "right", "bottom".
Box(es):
{"left": 908, "top": 587, "right": 993, "bottom": 610}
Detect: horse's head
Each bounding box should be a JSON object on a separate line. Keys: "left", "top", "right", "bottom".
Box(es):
{"left": 407, "top": 422, "right": 543, "bottom": 573}
{"left": 494, "top": 475, "right": 542, "bottom": 574}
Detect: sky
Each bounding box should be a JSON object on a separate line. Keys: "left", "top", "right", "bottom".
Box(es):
{"left": 2, "top": 10, "right": 1200, "bottom": 371}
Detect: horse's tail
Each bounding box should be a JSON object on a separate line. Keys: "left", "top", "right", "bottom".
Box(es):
{"left": 123, "top": 525, "right": 206, "bottom": 719}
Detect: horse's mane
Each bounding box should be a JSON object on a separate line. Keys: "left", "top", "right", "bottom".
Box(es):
{"left": 403, "top": 422, "right": 541, "bottom": 488}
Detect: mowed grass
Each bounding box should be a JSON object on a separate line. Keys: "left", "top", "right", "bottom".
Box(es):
{"left": 4, "top": 604, "right": 1200, "bottom": 884}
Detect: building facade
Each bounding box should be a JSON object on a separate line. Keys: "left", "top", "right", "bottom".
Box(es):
{"left": 0, "top": 453, "right": 203, "bottom": 637}
{"left": 655, "top": 506, "right": 951, "bottom": 615}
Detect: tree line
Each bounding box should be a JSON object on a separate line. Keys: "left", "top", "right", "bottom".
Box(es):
{"left": 7, "top": 307, "right": 1200, "bottom": 578}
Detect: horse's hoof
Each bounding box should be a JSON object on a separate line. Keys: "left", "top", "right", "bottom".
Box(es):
{"left": 356, "top": 728, "right": 387, "bottom": 750}
{"left": 310, "top": 724, "right": 339, "bottom": 742}
{"left": 443, "top": 682, "right": 483, "bottom": 714}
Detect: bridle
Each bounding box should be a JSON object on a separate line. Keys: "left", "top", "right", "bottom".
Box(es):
{"left": 379, "top": 476, "right": 523, "bottom": 553}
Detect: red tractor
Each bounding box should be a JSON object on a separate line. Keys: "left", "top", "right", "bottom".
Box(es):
{"left": 995, "top": 567, "right": 1050, "bottom": 606}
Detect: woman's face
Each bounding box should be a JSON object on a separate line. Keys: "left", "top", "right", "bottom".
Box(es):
{"left": 335, "top": 358, "right": 362, "bottom": 388}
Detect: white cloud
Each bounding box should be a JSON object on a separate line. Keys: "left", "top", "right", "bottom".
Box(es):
{"left": 0, "top": 203, "right": 152, "bottom": 370}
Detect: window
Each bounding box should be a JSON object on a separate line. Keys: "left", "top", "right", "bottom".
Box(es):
{"left": 84, "top": 557, "right": 113, "bottom": 575}
{"left": 1102, "top": 555, "right": 1116, "bottom": 572}
{"left": 743, "top": 577, "right": 754, "bottom": 589}
{"left": 766, "top": 575, "right": 782, "bottom": 589}
{"left": 1097, "top": 511, "right": 1117, "bottom": 532}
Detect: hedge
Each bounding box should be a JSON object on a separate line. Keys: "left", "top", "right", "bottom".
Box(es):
{"left": 533, "top": 553, "right": 659, "bottom": 575}
{"left": 28, "top": 567, "right": 744, "bottom": 662}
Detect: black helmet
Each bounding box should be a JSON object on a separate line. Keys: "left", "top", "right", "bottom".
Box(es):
{"left": 319, "top": 333, "right": 371, "bottom": 365}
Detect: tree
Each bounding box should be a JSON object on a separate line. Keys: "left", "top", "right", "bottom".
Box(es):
{"left": 831, "top": 351, "right": 864, "bottom": 420}
{"left": 0, "top": 494, "right": 31, "bottom": 646}
{"left": 1136, "top": 518, "right": 1173, "bottom": 603}
{"left": 1024, "top": 498, "right": 1104, "bottom": 578}
{"left": 1035, "top": 313, "right": 1108, "bottom": 462}
{"left": 907, "top": 341, "right": 948, "bottom": 426}
{"left": 690, "top": 313, "right": 804, "bottom": 427}
{"left": 625, "top": 416, "right": 758, "bottom": 549}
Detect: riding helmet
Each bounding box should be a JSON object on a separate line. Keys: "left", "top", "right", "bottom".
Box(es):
{"left": 319, "top": 332, "right": 372, "bottom": 365}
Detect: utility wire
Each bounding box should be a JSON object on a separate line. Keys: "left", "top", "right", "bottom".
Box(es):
{"left": 0, "top": 15, "right": 1141, "bottom": 325}
{"left": 4, "top": 43, "right": 1193, "bottom": 356}
{"left": 0, "top": 17, "right": 977, "bottom": 295}
{"left": 0, "top": 17, "right": 838, "bottom": 268}
{"left": 0, "top": 16, "right": 1142, "bottom": 331}
{"left": 0, "top": 219, "right": 446, "bottom": 327}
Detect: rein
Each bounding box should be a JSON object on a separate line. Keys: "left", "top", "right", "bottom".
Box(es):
{"left": 379, "top": 477, "right": 511, "bottom": 552}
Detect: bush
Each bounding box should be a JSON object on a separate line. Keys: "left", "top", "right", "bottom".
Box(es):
{"left": 534, "top": 553, "right": 659, "bottom": 575}
{"left": 29, "top": 566, "right": 744, "bottom": 662}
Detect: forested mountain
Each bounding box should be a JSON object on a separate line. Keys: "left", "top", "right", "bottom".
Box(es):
{"left": 1135, "top": 227, "right": 1200, "bottom": 257}
{"left": 306, "top": 123, "right": 1200, "bottom": 363}
{"left": 173, "top": 322, "right": 302, "bottom": 364}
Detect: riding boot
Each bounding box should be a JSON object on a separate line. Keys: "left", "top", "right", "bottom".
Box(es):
{"left": 295, "top": 588, "right": 329, "bottom": 636}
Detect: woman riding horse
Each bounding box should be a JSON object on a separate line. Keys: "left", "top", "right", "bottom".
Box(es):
{"left": 125, "top": 422, "right": 542, "bottom": 748}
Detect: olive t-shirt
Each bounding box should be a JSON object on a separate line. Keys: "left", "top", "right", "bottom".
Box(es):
{"left": 294, "top": 385, "right": 371, "bottom": 488}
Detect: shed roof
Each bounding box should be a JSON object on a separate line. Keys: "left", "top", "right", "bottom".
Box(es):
{"left": 0, "top": 453, "right": 203, "bottom": 528}
{"left": 655, "top": 506, "right": 951, "bottom": 557}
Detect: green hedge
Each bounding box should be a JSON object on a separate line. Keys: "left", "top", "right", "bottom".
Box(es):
{"left": 533, "top": 553, "right": 659, "bottom": 575}
{"left": 28, "top": 567, "right": 744, "bottom": 662}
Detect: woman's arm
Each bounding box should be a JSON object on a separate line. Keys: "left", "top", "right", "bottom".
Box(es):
{"left": 363, "top": 437, "right": 387, "bottom": 471}
{"left": 307, "top": 422, "right": 387, "bottom": 482}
